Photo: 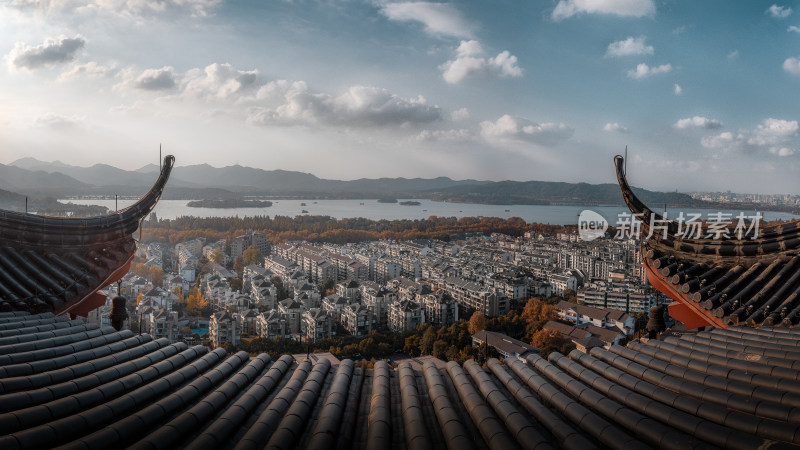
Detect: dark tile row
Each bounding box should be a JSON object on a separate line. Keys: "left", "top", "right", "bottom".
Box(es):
{"left": 2, "top": 313, "right": 800, "bottom": 449}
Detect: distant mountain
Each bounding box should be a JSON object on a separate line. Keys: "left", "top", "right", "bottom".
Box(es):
{"left": 3, "top": 158, "right": 710, "bottom": 207}
{"left": 0, "top": 163, "right": 90, "bottom": 195}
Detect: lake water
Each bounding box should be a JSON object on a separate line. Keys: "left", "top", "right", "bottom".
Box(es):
{"left": 59, "top": 198, "right": 800, "bottom": 226}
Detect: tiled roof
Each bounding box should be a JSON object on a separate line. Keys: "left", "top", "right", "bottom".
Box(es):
{"left": 615, "top": 154, "right": 800, "bottom": 329}
{"left": 0, "top": 157, "right": 174, "bottom": 317}
{"left": 2, "top": 312, "right": 800, "bottom": 448}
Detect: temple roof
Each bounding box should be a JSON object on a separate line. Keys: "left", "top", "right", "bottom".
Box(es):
{"left": 615, "top": 155, "right": 800, "bottom": 328}
{"left": 2, "top": 312, "right": 800, "bottom": 448}
{"left": 0, "top": 156, "right": 174, "bottom": 317}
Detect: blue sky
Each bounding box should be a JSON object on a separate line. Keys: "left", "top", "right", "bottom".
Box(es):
{"left": 1, "top": 1, "right": 800, "bottom": 194}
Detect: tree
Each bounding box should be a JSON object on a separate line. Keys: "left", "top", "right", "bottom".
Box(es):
{"left": 233, "top": 256, "right": 244, "bottom": 278}
{"left": 522, "top": 298, "right": 556, "bottom": 323}
{"left": 136, "top": 292, "right": 143, "bottom": 306}
{"left": 132, "top": 262, "right": 149, "bottom": 278}
{"left": 271, "top": 276, "right": 288, "bottom": 300}
{"left": 210, "top": 248, "right": 224, "bottom": 265}
{"left": 530, "top": 329, "right": 564, "bottom": 357}
{"left": 432, "top": 340, "right": 448, "bottom": 359}
{"left": 420, "top": 326, "right": 436, "bottom": 355}
{"left": 186, "top": 287, "right": 210, "bottom": 316}
{"left": 243, "top": 245, "right": 264, "bottom": 266}
{"left": 468, "top": 311, "right": 487, "bottom": 335}
{"left": 320, "top": 277, "right": 335, "bottom": 297}
{"left": 149, "top": 266, "right": 165, "bottom": 286}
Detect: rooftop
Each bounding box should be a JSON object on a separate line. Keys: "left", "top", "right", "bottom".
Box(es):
{"left": 2, "top": 312, "right": 800, "bottom": 448}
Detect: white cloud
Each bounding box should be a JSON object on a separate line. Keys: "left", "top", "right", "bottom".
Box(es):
{"left": 767, "top": 4, "right": 792, "bottom": 18}
{"left": 380, "top": 2, "right": 475, "bottom": 38}
{"left": 749, "top": 118, "right": 798, "bottom": 146}
{"left": 783, "top": 56, "right": 800, "bottom": 75}
{"left": 416, "top": 129, "right": 474, "bottom": 142}
{"left": 627, "top": 62, "right": 671, "bottom": 79}
{"left": 673, "top": 83, "right": 682, "bottom": 95}
{"left": 552, "top": 0, "right": 655, "bottom": 21}
{"left": 789, "top": 25, "right": 800, "bottom": 32}
{"left": 606, "top": 36, "right": 653, "bottom": 57}
{"left": 182, "top": 63, "right": 260, "bottom": 101}
{"left": 727, "top": 50, "right": 738, "bottom": 60}
{"left": 480, "top": 114, "right": 573, "bottom": 146}
{"left": 450, "top": 108, "right": 470, "bottom": 121}
{"left": 129, "top": 66, "right": 179, "bottom": 91}
{"left": 673, "top": 116, "right": 722, "bottom": 130}
{"left": 58, "top": 61, "right": 114, "bottom": 81}
{"left": 701, "top": 118, "right": 799, "bottom": 157}
{"left": 603, "top": 122, "right": 629, "bottom": 133}
{"left": 10, "top": 0, "right": 221, "bottom": 18}
{"left": 248, "top": 83, "right": 442, "bottom": 128}
{"left": 7, "top": 35, "right": 85, "bottom": 71}
{"left": 34, "top": 112, "right": 83, "bottom": 129}
{"left": 440, "top": 40, "right": 522, "bottom": 84}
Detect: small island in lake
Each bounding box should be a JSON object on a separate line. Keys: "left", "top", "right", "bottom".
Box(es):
{"left": 187, "top": 199, "right": 273, "bottom": 208}
{"left": 399, "top": 201, "right": 421, "bottom": 206}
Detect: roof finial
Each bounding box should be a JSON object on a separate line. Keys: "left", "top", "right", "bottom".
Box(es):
{"left": 624, "top": 145, "right": 628, "bottom": 175}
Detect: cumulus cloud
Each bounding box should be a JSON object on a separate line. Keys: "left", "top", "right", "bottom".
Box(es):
{"left": 480, "top": 114, "right": 573, "bottom": 146}
{"left": 248, "top": 83, "right": 442, "bottom": 128}
{"left": 603, "top": 122, "right": 629, "bottom": 133}
{"left": 440, "top": 40, "right": 522, "bottom": 84}
{"left": 767, "top": 4, "right": 792, "bottom": 18}
{"left": 7, "top": 35, "right": 85, "bottom": 71}
{"left": 552, "top": 0, "right": 655, "bottom": 21}
{"left": 783, "top": 57, "right": 800, "bottom": 75}
{"left": 380, "top": 1, "right": 475, "bottom": 38}
{"left": 606, "top": 36, "right": 653, "bottom": 57}
{"left": 701, "top": 118, "right": 798, "bottom": 157}
{"left": 58, "top": 61, "right": 114, "bottom": 81}
{"left": 673, "top": 116, "right": 722, "bottom": 130}
{"left": 129, "top": 66, "right": 178, "bottom": 91}
{"left": 182, "top": 63, "right": 260, "bottom": 101}
{"left": 416, "top": 129, "right": 474, "bottom": 143}
{"left": 673, "top": 84, "right": 682, "bottom": 95}
{"left": 10, "top": 0, "right": 221, "bottom": 18}
{"left": 789, "top": 25, "right": 800, "bottom": 32}
{"left": 627, "top": 62, "right": 671, "bottom": 79}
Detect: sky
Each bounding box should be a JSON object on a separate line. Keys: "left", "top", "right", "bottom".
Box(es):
{"left": 1, "top": 1, "right": 800, "bottom": 194}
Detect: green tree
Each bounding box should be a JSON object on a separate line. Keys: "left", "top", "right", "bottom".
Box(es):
{"left": 271, "top": 276, "right": 288, "bottom": 300}
{"left": 432, "top": 340, "right": 448, "bottom": 359}
{"left": 420, "top": 326, "right": 436, "bottom": 355}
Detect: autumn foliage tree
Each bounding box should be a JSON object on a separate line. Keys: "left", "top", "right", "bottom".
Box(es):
{"left": 468, "top": 311, "right": 487, "bottom": 335}
{"left": 149, "top": 266, "right": 165, "bottom": 286}
{"left": 186, "top": 287, "right": 210, "bottom": 316}
{"left": 530, "top": 328, "right": 564, "bottom": 357}
{"left": 242, "top": 245, "right": 264, "bottom": 266}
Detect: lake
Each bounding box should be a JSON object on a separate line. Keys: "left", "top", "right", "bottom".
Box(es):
{"left": 59, "top": 198, "right": 800, "bottom": 226}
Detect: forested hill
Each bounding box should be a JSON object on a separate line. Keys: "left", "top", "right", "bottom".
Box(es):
{"left": 427, "top": 180, "right": 700, "bottom": 206}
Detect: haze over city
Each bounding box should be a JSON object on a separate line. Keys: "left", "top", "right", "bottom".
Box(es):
{"left": 2, "top": 0, "right": 800, "bottom": 193}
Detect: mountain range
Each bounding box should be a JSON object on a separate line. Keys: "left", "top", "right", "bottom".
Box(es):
{"left": 3, "top": 157, "right": 702, "bottom": 207}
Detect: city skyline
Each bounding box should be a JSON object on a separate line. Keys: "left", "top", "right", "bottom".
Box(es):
{"left": 2, "top": 1, "right": 800, "bottom": 193}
